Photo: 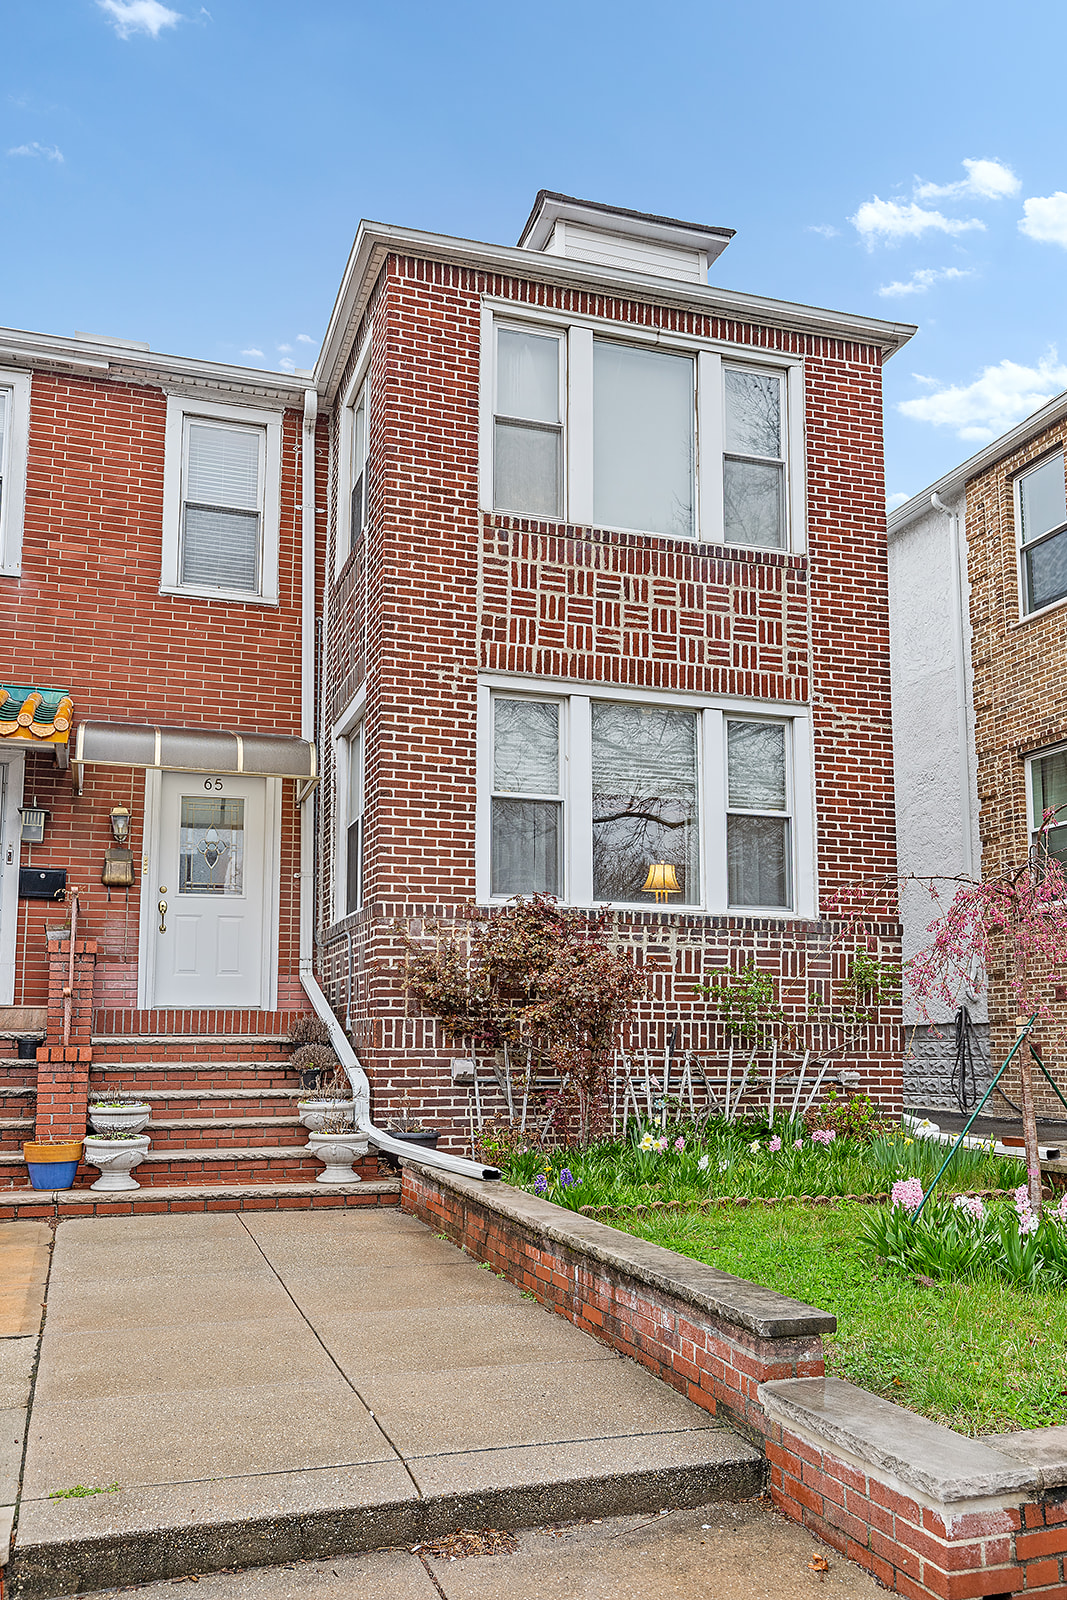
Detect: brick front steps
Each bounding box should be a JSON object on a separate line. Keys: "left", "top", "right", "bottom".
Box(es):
{"left": 402, "top": 1163, "right": 1067, "bottom": 1600}
{"left": 0, "top": 1178, "right": 400, "bottom": 1220}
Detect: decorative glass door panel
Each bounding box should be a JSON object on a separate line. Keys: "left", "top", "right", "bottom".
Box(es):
{"left": 151, "top": 774, "right": 267, "bottom": 1008}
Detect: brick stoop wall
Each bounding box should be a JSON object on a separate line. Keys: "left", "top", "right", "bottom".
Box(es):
{"left": 401, "top": 1162, "right": 1067, "bottom": 1600}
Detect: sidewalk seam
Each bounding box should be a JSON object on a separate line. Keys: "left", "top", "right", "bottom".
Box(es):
{"left": 235, "top": 1214, "right": 424, "bottom": 1497}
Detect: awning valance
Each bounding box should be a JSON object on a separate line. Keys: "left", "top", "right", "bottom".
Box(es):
{"left": 72, "top": 721, "right": 317, "bottom": 798}
{"left": 0, "top": 685, "right": 74, "bottom": 765}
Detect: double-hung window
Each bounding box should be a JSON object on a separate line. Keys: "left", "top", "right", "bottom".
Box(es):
{"left": 493, "top": 327, "right": 563, "bottom": 519}
{"left": 483, "top": 308, "right": 801, "bottom": 550}
{"left": 344, "top": 726, "right": 365, "bottom": 914}
{"left": 1017, "top": 450, "right": 1067, "bottom": 615}
{"left": 1028, "top": 745, "right": 1067, "bottom": 874}
{"left": 481, "top": 682, "right": 811, "bottom": 915}
{"left": 337, "top": 363, "right": 371, "bottom": 570}
{"left": 162, "top": 397, "right": 282, "bottom": 603}
{"left": 0, "top": 369, "right": 31, "bottom": 575}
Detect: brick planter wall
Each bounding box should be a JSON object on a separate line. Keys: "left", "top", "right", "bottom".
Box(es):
{"left": 402, "top": 1162, "right": 1067, "bottom": 1600}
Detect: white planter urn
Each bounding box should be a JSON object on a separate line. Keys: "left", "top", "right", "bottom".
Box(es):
{"left": 297, "top": 1098, "right": 355, "bottom": 1132}
{"left": 83, "top": 1134, "right": 151, "bottom": 1191}
{"left": 87, "top": 1102, "right": 152, "bottom": 1137}
{"left": 306, "top": 1129, "right": 368, "bottom": 1184}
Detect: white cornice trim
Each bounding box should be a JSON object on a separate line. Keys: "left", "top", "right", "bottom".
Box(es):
{"left": 315, "top": 220, "right": 917, "bottom": 402}
{"left": 887, "top": 387, "right": 1067, "bottom": 538}
{"left": 0, "top": 327, "right": 307, "bottom": 404}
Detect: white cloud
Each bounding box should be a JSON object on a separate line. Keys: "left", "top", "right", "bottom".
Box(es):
{"left": 851, "top": 197, "right": 984, "bottom": 247}
{"left": 1020, "top": 192, "right": 1067, "bottom": 248}
{"left": 887, "top": 492, "right": 910, "bottom": 509}
{"left": 877, "top": 266, "right": 971, "bottom": 298}
{"left": 278, "top": 357, "right": 296, "bottom": 372}
{"left": 296, "top": 333, "right": 315, "bottom": 345}
{"left": 807, "top": 224, "right": 840, "bottom": 238}
{"left": 7, "top": 141, "right": 63, "bottom": 162}
{"left": 97, "top": 1, "right": 181, "bottom": 39}
{"left": 915, "top": 158, "right": 1020, "bottom": 202}
{"left": 241, "top": 347, "right": 264, "bottom": 359}
{"left": 898, "top": 351, "right": 1067, "bottom": 441}
{"left": 277, "top": 343, "right": 293, "bottom": 354}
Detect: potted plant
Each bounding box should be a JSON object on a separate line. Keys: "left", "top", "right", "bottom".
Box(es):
{"left": 22, "top": 1141, "right": 82, "bottom": 1191}
{"left": 82, "top": 1130, "right": 151, "bottom": 1191}
{"left": 87, "top": 1095, "right": 152, "bottom": 1136}
{"left": 287, "top": 1015, "right": 335, "bottom": 1092}
{"left": 381, "top": 1098, "right": 439, "bottom": 1170}
{"left": 305, "top": 1111, "right": 368, "bottom": 1183}
{"left": 294, "top": 1057, "right": 355, "bottom": 1131}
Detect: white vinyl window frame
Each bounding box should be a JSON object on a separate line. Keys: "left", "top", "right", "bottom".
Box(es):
{"left": 0, "top": 369, "right": 32, "bottom": 576}
{"left": 475, "top": 673, "right": 815, "bottom": 918}
{"left": 331, "top": 687, "right": 367, "bottom": 922}
{"left": 478, "top": 300, "right": 806, "bottom": 553}
{"left": 161, "top": 394, "right": 282, "bottom": 604}
{"left": 336, "top": 331, "right": 373, "bottom": 574}
{"left": 1026, "top": 742, "right": 1067, "bottom": 871}
{"left": 1014, "top": 449, "right": 1067, "bottom": 620}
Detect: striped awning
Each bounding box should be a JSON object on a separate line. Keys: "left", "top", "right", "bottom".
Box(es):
{"left": 0, "top": 686, "right": 74, "bottom": 765}
{"left": 71, "top": 720, "right": 318, "bottom": 799}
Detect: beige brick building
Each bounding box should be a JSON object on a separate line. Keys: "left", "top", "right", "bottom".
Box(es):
{"left": 890, "top": 389, "right": 1067, "bottom": 1116}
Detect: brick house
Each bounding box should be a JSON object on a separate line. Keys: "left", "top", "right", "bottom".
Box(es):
{"left": 0, "top": 192, "right": 916, "bottom": 1205}
{"left": 310, "top": 192, "right": 915, "bottom": 1142}
{"left": 890, "top": 388, "right": 1067, "bottom": 1117}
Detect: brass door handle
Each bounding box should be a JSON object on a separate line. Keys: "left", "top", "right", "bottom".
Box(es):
{"left": 158, "top": 899, "right": 167, "bottom": 932}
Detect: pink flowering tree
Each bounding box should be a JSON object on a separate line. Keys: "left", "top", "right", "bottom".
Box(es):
{"left": 834, "top": 809, "right": 1067, "bottom": 1216}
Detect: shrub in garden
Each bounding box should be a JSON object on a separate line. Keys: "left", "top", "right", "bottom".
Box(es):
{"left": 805, "top": 1088, "right": 894, "bottom": 1143}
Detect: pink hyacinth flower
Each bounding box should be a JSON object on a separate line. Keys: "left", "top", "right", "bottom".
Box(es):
{"left": 768, "top": 1136, "right": 782, "bottom": 1153}
{"left": 674, "top": 1136, "right": 686, "bottom": 1151}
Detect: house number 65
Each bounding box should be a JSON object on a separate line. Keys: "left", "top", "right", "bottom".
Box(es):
{"left": 204, "top": 779, "right": 224, "bottom": 791}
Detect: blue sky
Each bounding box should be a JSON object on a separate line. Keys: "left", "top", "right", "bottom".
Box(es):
{"left": 4, "top": 0, "right": 1067, "bottom": 503}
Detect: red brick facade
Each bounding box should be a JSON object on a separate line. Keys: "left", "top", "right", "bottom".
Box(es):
{"left": 316, "top": 253, "right": 905, "bottom": 1141}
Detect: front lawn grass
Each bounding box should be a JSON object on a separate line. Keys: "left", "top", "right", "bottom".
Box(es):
{"left": 620, "top": 1202, "right": 1067, "bottom": 1436}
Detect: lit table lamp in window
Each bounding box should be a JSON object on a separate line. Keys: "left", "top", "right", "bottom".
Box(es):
{"left": 642, "top": 863, "right": 680, "bottom": 904}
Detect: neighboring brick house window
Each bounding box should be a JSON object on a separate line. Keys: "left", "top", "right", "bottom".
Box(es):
{"left": 480, "top": 682, "right": 813, "bottom": 915}
{"left": 0, "top": 369, "right": 32, "bottom": 575}
{"left": 161, "top": 395, "right": 282, "bottom": 603}
{"left": 332, "top": 706, "right": 365, "bottom": 921}
{"left": 482, "top": 310, "right": 803, "bottom": 550}
{"left": 1017, "top": 449, "right": 1067, "bottom": 615}
{"left": 336, "top": 336, "right": 372, "bottom": 573}
{"left": 1028, "top": 745, "right": 1067, "bottom": 873}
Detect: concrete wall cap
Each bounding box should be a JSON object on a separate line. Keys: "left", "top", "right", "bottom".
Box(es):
{"left": 759, "top": 1377, "right": 1037, "bottom": 1502}
{"left": 406, "top": 1166, "right": 836, "bottom": 1339}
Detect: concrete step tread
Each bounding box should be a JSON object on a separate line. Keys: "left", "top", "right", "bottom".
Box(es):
{"left": 92, "top": 1061, "right": 298, "bottom": 1073}
{"left": 1, "top": 1178, "right": 400, "bottom": 1203}
{"left": 114, "top": 1087, "right": 300, "bottom": 1101}
{"left": 148, "top": 1115, "right": 302, "bottom": 1129}
{"left": 142, "top": 1144, "right": 319, "bottom": 1163}
{"left": 0, "top": 1085, "right": 36, "bottom": 1097}
{"left": 0, "top": 1116, "right": 34, "bottom": 1128}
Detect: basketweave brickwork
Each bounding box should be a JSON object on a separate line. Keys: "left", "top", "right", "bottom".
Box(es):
{"left": 0, "top": 367, "right": 328, "bottom": 1018}
{"left": 317, "top": 254, "right": 903, "bottom": 1145}
{"left": 966, "top": 422, "right": 1067, "bottom": 1114}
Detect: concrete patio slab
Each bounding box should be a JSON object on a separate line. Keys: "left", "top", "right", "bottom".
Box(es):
{"left": 8, "top": 1209, "right": 763, "bottom": 1598}
{"left": 0, "top": 1223, "right": 51, "bottom": 1338}
{"left": 315, "top": 1302, "right": 617, "bottom": 1379}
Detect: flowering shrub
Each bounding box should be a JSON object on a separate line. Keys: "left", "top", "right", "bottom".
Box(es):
{"left": 861, "top": 1187, "right": 1067, "bottom": 1289}
{"left": 805, "top": 1089, "right": 893, "bottom": 1144}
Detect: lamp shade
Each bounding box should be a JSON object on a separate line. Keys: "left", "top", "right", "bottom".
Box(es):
{"left": 642, "top": 862, "right": 680, "bottom": 902}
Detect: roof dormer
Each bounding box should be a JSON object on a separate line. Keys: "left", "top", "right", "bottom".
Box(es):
{"left": 516, "top": 191, "right": 734, "bottom": 284}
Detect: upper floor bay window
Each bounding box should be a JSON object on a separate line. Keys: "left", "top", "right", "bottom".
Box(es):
{"left": 1028, "top": 745, "right": 1067, "bottom": 875}
{"left": 479, "top": 681, "right": 813, "bottom": 916}
{"left": 483, "top": 309, "right": 802, "bottom": 550}
{"left": 1017, "top": 450, "right": 1067, "bottom": 615}
{"left": 0, "top": 370, "right": 31, "bottom": 575}
{"left": 162, "top": 396, "right": 282, "bottom": 604}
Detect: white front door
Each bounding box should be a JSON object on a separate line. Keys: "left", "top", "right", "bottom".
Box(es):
{"left": 149, "top": 772, "right": 272, "bottom": 1009}
{"left": 0, "top": 753, "right": 25, "bottom": 1005}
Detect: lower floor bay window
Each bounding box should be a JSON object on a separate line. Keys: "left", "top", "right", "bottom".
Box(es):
{"left": 481, "top": 680, "right": 813, "bottom": 916}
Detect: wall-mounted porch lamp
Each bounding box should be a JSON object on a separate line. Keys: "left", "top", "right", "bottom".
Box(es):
{"left": 18, "top": 805, "right": 49, "bottom": 845}
{"left": 642, "top": 862, "right": 680, "bottom": 904}
{"left": 108, "top": 804, "right": 132, "bottom": 843}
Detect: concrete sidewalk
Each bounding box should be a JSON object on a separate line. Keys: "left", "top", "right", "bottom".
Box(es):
{"left": 77, "top": 1498, "right": 885, "bottom": 1600}
{"left": 9, "top": 1209, "right": 762, "bottom": 1597}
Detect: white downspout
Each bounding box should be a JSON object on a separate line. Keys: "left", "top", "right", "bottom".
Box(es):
{"left": 297, "top": 387, "right": 498, "bottom": 1180}
{"left": 931, "top": 492, "right": 976, "bottom": 881}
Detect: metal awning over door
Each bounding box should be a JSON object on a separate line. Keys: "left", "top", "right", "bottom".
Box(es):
{"left": 72, "top": 721, "right": 318, "bottom": 800}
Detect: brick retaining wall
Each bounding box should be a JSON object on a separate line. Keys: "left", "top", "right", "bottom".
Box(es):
{"left": 402, "top": 1163, "right": 1067, "bottom": 1599}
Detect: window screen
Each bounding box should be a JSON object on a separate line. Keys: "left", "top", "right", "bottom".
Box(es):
{"left": 494, "top": 329, "right": 562, "bottom": 518}
{"left": 726, "top": 720, "right": 792, "bottom": 908}
{"left": 490, "top": 698, "right": 562, "bottom": 896}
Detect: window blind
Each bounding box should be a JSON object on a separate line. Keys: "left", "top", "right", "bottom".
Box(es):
{"left": 181, "top": 420, "right": 262, "bottom": 591}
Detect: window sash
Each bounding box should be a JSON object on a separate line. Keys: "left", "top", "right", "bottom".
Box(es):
{"left": 344, "top": 729, "right": 364, "bottom": 915}
{"left": 348, "top": 377, "right": 370, "bottom": 550}
{"left": 0, "top": 389, "right": 7, "bottom": 527}
{"left": 485, "top": 692, "right": 800, "bottom": 913}
{"left": 179, "top": 419, "right": 264, "bottom": 594}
